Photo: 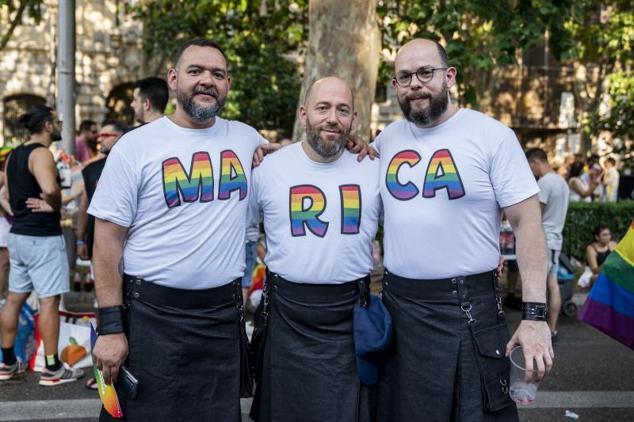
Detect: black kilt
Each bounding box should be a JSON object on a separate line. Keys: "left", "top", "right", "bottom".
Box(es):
{"left": 376, "top": 269, "right": 519, "bottom": 422}
{"left": 251, "top": 273, "right": 372, "bottom": 422}
{"left": 99, "top": 276, "right": 243, "bottom": 422}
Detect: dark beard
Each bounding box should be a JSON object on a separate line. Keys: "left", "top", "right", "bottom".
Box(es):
{"left": 306, "top": 121, "right": 350, "bottom": 159}
{"left": 51, "top": 130, "right": 62, "bottom": 142}
{"left": 177, "top": 89, "right": 224, "bottom": 122}
{"left": 398, "top": 83, "right": 449, "bottom": 126}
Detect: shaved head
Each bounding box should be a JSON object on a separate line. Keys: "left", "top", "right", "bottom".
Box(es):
{"left": 304, "top": 76, "right": 355, "bottom": 110}
{"left": 396, "top": 39, "right": 448, "bottom": 72}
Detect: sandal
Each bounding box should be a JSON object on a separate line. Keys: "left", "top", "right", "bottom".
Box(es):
{"left": 85, "top": 377, "right": 98, "bottom": 390}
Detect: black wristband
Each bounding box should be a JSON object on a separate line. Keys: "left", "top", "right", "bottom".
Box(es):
{"left": 97, "top": 306, "right": 125, "bottom": 335}
{"left": 521, "top": 302, "right": 548, "bottom": 321}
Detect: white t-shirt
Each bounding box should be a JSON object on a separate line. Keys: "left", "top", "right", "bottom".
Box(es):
{"left": 251, "top": 143, "right": 381, "bottom": 284}
{"left": 374, "top": 108, "right": 539, "bottom": 279}
{"left": 88, "top": 116, "right": 264, "bottom": 289}
{"left": 537, "top": 172, "right": 569, "bottom": 251}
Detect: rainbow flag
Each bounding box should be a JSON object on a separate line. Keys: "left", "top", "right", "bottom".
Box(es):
{"left": 579, "top": 221, "right": 634, "bottom": 349}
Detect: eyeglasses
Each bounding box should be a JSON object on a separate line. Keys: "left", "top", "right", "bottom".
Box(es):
{"left": 394, "top": 67, "right": 448, "bottom": 87}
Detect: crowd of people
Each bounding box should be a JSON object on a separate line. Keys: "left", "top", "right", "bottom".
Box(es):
{"left": 557, "top": 153, "right": 622, "bottom": 203}
{"left": 0, "top": 36, "right": 626, "bottom": 422}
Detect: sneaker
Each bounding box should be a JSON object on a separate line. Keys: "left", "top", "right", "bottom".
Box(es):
{"left": 39, "top": 365, "right": 84, "bottom": 386}
{"left": 0, "top": 361, "right": 27, "bottom": 381}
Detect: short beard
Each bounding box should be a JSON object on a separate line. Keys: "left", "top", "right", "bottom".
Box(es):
{"left": 398, "top": 82, "right": 449, "bottom": 126}
{"left": 51, "top": 130, "right": 62, "bottom": 142}
{"left": 306, "top": 121, "right": 350, "bottom": 159}
{"left": 177, "top": 89, "right": 224, "bottom": 122}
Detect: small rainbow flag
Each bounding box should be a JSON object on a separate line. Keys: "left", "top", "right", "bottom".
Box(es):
{"left": 579, "top": 221, "right": 634, "bottom": 349}
{"left": 90, "top": 323, "right": 124, "bottom": 418}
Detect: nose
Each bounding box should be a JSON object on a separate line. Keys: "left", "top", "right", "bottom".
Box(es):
{"left": 326, "top": 107, "right": 337, "bottom": 124}
{"left": 198, "top": 70, "right": 215, "bottom": 86}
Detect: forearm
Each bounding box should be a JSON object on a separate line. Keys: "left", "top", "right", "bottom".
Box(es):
{"left": 93, "top": 220, "right": 127, "bottom": 307}
{"left": 515, "top": 222, "right": 548, "bottom": 302}
{"left": 42, "top": 191, "right": 62, "bottom": 211}
{"left": 505, "top": 196, "right": 548, "bottom": 303}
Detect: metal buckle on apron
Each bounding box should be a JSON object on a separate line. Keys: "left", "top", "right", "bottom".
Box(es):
{"left": 461, "top": 303, "right": 476, "bottom": 324}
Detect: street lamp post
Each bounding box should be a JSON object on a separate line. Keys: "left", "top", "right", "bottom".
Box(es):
{"left": 56, "top": 0, "right": 76, "bottom": 155}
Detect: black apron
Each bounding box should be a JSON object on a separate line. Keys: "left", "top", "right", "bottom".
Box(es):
{"left": 376, "top": 269, "right": 519, "bottom": 422}
{"left": 251, "top": 272, "right": 372, "bottom": 422}
{"left": 99, "top": 276, "right": 245, "bottom": 422}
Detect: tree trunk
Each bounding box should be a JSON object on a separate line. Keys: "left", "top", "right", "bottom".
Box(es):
{"left": 292, "top": 0, "right": 381, "bottom": 142}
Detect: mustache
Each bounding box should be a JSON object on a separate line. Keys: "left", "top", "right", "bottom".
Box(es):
{"left": 193, "top": 88, "right": 218, "bottom": 98}
{"left": 406, "top": 93, "right": 431, "bottom": 101}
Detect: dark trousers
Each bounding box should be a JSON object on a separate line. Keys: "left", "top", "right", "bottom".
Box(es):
{"left": 99, "top": 276, "right": 242, "bottom": 422}
{"left": 376, "top": 269, "right": 519, "bottom": 422}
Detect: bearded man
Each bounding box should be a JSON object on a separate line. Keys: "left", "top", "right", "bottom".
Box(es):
{"left": 89, "top": 38, "right": 265, "bottom": 421}
{"left": 373, "top": 39, "right": 553, "bottom": 422}
{"left": 248, "top": 76, "right": 381, "bottom": 422}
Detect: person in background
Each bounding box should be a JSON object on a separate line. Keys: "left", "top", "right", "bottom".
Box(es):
{"left": 130, "top": 77, "right": 169, "bottom": 125}
{"left": 602, "top": 157, "right": 620, "bottom": 202}
{"left": 0, "top": 105, "right": 84, "bottom": 385}
{"left": 75, "top": 120, "right": 99, "bottom": 164}
{"left": 586, "top": 225, "right": 616, "bottom": 285}
{"left": 526, "top": 148, "right": 570, "bottom": 343}
{"left": 568, "top": 161, "right": 600, "bottom": 202}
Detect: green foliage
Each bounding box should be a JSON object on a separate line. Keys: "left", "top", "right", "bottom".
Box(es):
{"left": 557, "top": 1, "right": 633, "bottom": 153}
{"left": 376, "top": 0, "right": 575, "bottom": 107}
{"left": 134, "top": 0, "right": 307, "bottom": 136}
{"left": 562, "top": 201, "right": 634, "bottom": 260}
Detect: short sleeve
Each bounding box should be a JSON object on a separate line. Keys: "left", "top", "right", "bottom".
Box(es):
{"left": 247, "top": 168, "right": 263, "bottom": 227}
{"left": 537, "top": 177, "right": 550, "bottom": 205}
{"left": 87, "top": 148, "right": 138, "bottom": 227}
{"left": 370, "top": 131, "right": 385, "bottom": 155}
{"left": 490, "top": 131, "right": 540, "bottom": 208}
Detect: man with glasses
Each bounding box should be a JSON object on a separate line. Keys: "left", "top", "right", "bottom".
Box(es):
{"left": 0, "top": 105, "right": 84, "bottom": 386}
{"left": 75, "top": 120, "right": 128, "bottom": 267}
{"left": 374, "top": 38, "right": 552, "bottom": 421}
{"left": 75, "top": 120, "right": 99, "bottom": 164}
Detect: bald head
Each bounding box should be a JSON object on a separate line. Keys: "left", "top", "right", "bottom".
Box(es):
{"left": 396, "top": 39, "right": 448, "bottom": 73}
{"left": 304, "top": 76, "right": 355, "bottom": 110}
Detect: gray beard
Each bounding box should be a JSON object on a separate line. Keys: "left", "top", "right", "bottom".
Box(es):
{"left": 399, "top": 83, "right": 449, "bottom": 126}
{"left": 177, "top": 91, "right": 224, "bottom": 122}
{"left": 306, "top": 122, "right": 349, "bottom": 159}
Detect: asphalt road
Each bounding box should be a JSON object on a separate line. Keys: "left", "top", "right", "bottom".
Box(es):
{"left": 1, "top": 293, "right": 633, "bottom": 421}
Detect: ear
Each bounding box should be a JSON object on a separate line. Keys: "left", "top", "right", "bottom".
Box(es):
{"left": 298, "top": 105, "right": 307, "bottom": 128}
{"left": 445, "top": 67, "right": 457, "bottom": 89}
{"left": 167, "top": 68, "right": 178, "bottom": 91}
{"left": 226, "top": 76, "right": 232, "bottom": 91}
{"left": 350, "top": 110, "right": 358, "bottom": 132}
{"left": 143, "top": 97, "right": 152, "bottom": 112}
{"left": 391, "top": 78, "right": 398, "bottom": 89}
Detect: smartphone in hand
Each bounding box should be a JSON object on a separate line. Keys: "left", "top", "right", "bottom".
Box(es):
{"left": 120, "top": 366, "right": 139, "bottom": 399}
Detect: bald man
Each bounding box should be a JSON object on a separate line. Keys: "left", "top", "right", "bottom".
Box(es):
{"left": 373, "top": 39, "right": 552, "bottom": 421}
{"left": 249, "top": 77, "right": 381, "bottom": 422}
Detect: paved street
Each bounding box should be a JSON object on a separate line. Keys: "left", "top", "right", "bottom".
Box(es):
{"left": 1, "top": 293, "right": 633, "bottom": 421}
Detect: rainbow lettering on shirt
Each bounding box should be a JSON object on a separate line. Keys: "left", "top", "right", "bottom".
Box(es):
{"left": 422, "top": 149, "right": 465, "bottom": 199}
{"left": 162, "top": 152, "right": 213, "bottom": 208}
{"left": 289, "top": 185, "right": 328, "bottom": 237}
{"left": 218, "top": 150, "right": 248, "bottom": 200}
{"left": 386, "top": 150, "right": 421, "bottom": 200}
{"left": 340, "top": 184, "right": 361, "bottom": 234}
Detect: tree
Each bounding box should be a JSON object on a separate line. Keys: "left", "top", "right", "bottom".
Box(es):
{"left": 0, "top": 0, "right": 42, "bottom": 50}
{"left": 292, "top": 0, "right": 381, "bottom": 141}
{"left": 556, "top": 1, "right": 633, "bottom": 156}
{"left": 134, "top": 0, "right": 308, "bottom": 137}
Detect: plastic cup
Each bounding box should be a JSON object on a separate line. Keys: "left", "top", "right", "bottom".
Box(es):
{"left": 509, "top": 346, "right": 539, "bottom": 405}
